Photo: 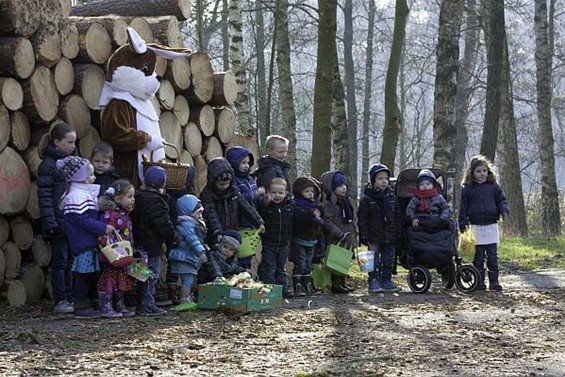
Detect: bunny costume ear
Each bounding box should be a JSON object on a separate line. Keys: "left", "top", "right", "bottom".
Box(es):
{"left": 126, "top": 27, "right": 191, "bottom": 59}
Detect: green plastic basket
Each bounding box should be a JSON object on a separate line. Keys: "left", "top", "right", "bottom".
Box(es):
{"left": 238, "top": 229, "right": 261, "bottom": 258}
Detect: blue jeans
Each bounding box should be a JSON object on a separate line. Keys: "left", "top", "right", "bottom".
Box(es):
{"left": 368, "top": 243, "right": 396, "bottom": 282}
{"left": 179, "top": 273, "right": 195, "bottom": 289}
{"left": 291, "top": 242, "right": 314, "bottom": 276}
{"left": 50, "top": 237, "right": 73, "bottom": 302}
{"left": 260, "top": 245, "right": 289, "bottom": 287}
{"left": 137, "top": 256, "right": 161, "bottom": 308}
{"left": 473, "top": 243, "right": 499, "bottom": 273}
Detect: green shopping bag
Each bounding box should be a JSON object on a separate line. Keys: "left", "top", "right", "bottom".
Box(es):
{"left": 322, "top": 238, "right": 354, "bottom": 276}
{"left": 312, "top": 263, "right": 332, "bottom": 290}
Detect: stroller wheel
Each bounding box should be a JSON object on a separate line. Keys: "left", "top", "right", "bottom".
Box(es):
{"left": 408, "top": 265, "right": 432, "bottom": 294}
{"left": 455, "top": 264, "right": 480, "bottom": 293}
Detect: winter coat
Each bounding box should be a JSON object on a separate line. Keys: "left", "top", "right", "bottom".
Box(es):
{"left": 458, "top": 181, "right": 510, "bottom": 232}
{"left": 199, "top": 244, "right": 244, "bottom": 282}
{"left": 168, "top": 195, "right": 207, "bottom": 275}
{"left": 292, "top": 203, "right": 324, "bottom": 242}
{"left": 226, "top": 146, "right": 260, "bottom": 229}
{"left": 260, "top": 198, "right": 295, "bottom": 246}
{"left": 358, "top": 185, "right": 401, "bottom": 246}
{"left": 60, "top": 183, "right": 108, "bottom": 256}
{"left": 255, "top": 156, "right": 291, "bottom": 190}
{"left": 93, "top": 167, "right": 121, "bottom": 197}
{"left": 37, "top": 143, "right": 74, "bottom": 240}
{"left": 99, "top": 204, "right": 134, "bottom": 258}
{"left": 130, "top": 186, "right": 179, "bottom": 257}
{"left": 406, "top": 193, "right": 450, "bottom": 221}
{"left": 320, "top": 171, "right": 357, "bottom": 245}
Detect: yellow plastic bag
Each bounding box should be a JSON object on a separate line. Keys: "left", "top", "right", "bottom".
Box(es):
{"left": 458, "top": 229, "right": 475, "bottom": 254}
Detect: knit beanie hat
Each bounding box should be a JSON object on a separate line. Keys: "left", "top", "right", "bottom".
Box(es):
{"left": 56, "top": 156, "right": 91, "bottom": 183}
{"left": 331, "top": 171, "right": 347, "bottom": 191}
{"left": 144, "top": 166, "right": 167, "bottom": 188}
{"left": 416, "top": 169, "right": 436, "bottom": 187}
{"left": 221, "top": 229, "right": 241, "bottom": 250}
{"left": 368, "top": 163, "right": 391, "bottom": 185}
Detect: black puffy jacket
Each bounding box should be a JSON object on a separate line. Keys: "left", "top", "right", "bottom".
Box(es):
{"left": 357, "top": 186, "right": 401, "bottom": 246}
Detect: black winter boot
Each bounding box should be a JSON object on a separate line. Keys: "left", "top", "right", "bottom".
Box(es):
{"left": 292, "top": 276, "right": 306, "bottom": 297}
{"left": 303, "top": 275, "right": 322, "bottom": 295}
{"left": 488, "top": 271, "right": 503, "bottom": 291}
{"left": 331, "top": 275, "right": 350, "bottom": 294}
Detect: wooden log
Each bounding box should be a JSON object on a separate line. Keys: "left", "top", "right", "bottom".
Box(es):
{"left": 184, "top": 52, "right": 214, "bottom": 105}
{"left": 10, "top": 111, "right": 30, "bottom": 152}
{"left": 129, "top": 17, "right": 154, "bottom": 43}
{"left": 0, "top": 216, "right": 8, "bottom": 247}
{"left": 150, "top": 96, "right": 162, "bottom": 118}
{"left": 24, "top": 146, "right": 41, "bottom": 180}
{"left": 157, "top": 79, "right": 175, "bottom": 110}
{"left": 31, "top": 235, "right": 51, "bottom": 268}
{"left": 52, "top": 57, "right": 75, "bottom": 96}
{"left": 0, "top": 279, "right": 26, "bottom": 307}
{"left": 0, "top": 0, "right": 41, "bottom": 37}
{"left": 60, "top": 0, "right": 72, "bottom": 18}
{"left": 73, "top": 64, "right": 105, "bottom": 110}
{"left": 2, "top": 242, "right": 21, "bottom": 279}
{"left": 190, "top": 105, "right": 215, "bottom": 137}
{"left": 154, "top": 56, "right": 167, "bottom": 77}
{"left": 72, "top": 0, "right": 191, "bottom": 21}
{"left": 203, "top": 136, "right": 223, "bottom": 162}
{"left": 194, "top": 155, "right": 207, "bottom": 195}
{"left": 69, "top": 16, "right": 128, "bottom": 47}
{"left": 147, "top": 16, "right": 182, "bottom": 47}
{"left": 0, "top": 248, "right": 5, "bottom": 287}
{"left": 10, "top": 216, "right": 33, "bottom": 250}
{"left": 78, "top": 126, "right": 100, "bottom": 159}
{"left": 209, "top": 71, "right": 238, "bottom": 107}
{"left": 20, "top": 263, "right": 45, "bottom": 304}
{"left": 0, "top": 37, "right": 35, "bottom": 79}
{"left": 184, "top": 122, "right": 202, "bottom": 157}
{"left": 166, "top": 58, "right": 191, "bottom": 91}
{"left": 25, "top": 181, "right": 40, "bottom": 220}
{"left": 159, "top": 111, "right": 183, "bottom": 159}
{"left": 59, "top": 22, "right": 80, "bottom": 59}
{"left": 75, "top": 22, "right": 112, "bottom": 64}
{"left": 0, "top": 78, "right": 23, "bottom": 111}
{"left": 227, "top": 134, "right": 260, "bottom": 165}
{"left": 0, "top": 147, "right": 31, "bottom": 215}
{"left": 0, "top": 105, "right": 9, "bottom": 153}
{"left": 32, "top": 27, "right": 62, "bottom": 68}
{"left": 58, "top": 95, "right": 91, "bottom": 139}
{"left": 179, "top": 149, "right": 194, "bottom": 166}
{"left": 214, "top": 107, "right": 235, "bottom": 144}
{"left": 22, "top": 65, "right": 59, "bottom": 123}
{"left": 172, "top": 95, "right": 189, "bottom": 126}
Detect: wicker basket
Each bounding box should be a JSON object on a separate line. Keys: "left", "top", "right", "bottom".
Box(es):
{"left": 142, "top": 141, "right": 189, "bottom": 190}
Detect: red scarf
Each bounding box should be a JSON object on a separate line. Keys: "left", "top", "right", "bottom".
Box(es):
{"left": 410, "top": 188, "right": 438, "bottom": 212}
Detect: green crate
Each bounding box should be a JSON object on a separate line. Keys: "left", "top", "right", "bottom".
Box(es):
{"left": 197, "top": 284, "right": 283, "bottom": 312}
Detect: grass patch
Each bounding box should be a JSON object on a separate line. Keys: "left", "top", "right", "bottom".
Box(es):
{"left": 498, "top": 237, "right": 565, "bottom": 271}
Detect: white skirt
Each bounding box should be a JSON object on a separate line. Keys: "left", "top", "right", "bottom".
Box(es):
{"left": 471, "top": 223, "right": 499, "bottom": 245}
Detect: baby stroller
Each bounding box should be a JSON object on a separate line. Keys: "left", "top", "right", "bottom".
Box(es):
{"left": 395, "top": 168, "right": 480, "bottom": 294}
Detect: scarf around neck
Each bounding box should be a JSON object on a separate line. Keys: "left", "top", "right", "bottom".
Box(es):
{"left": 294, "top": 197, "right": 317, "bottom": 209}
{"left": 411, "top": 188, "right": 438, "bottom": 212}
{"left": 336, "top": 197, "right": 354, "bottom": 224}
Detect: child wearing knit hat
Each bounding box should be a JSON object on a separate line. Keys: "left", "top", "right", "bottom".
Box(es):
{"left": 406, "top": 169, "right": 450, "bottom": 228}
{"left": 199, "top": 230, "right": 246, "bottom": 283}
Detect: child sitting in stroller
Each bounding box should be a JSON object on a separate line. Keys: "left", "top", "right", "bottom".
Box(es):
{"left": 407, "top": 169, "right": 450, "bottom": 228}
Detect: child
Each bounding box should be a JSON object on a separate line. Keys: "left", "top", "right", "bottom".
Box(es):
{"left": 358, "top": 164, "right": 402, "bottom": 293}
{"left": 407, "top": 169, "right": 450, "bottom": 228}
{"left": 57, "top": 156, "right": 115, "bottom": 317}
{"left": 130, "top": 166, "right": 180, "bottom": 315}
{"left": 255, "top": 135, "right": 291, "bottom": 190}
{"left": 37, "top": 122, "right": 77, "bottom": 314}
{"left": 91, "top": 141, "right": 121, "bottom": 195}
{"left": 259, "top": 178, "right": 294, "bottom": 298}
{"left": 97, "top": 179, "right": 137, "bottom": 318}
{"left": 200, "top": 230, "right": 245, "bottom": 283}
{"left": 459, "top": 155, "right": 509, "bottom": 291}
{"left": 226, "top": 146, "right": 265, "bottom": 269}
{"left": 167, "top": 194, "right": 207, "bottom": 311}
{"left": 290, "top": 176, "right": 324, "bottom": 297}
{"left": 320, "top": 170, "right": 357, "bottom": 294}
{"left": 199, "top": 157, "right": 265, "bottom": 245}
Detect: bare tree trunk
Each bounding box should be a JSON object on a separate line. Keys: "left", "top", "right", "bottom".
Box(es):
{"left": 194, "top": 0, "right": 205, "bottom": 51}
{"left": 332, "top": 52, "right": 349, "bottom": 174}
{"left": 222, "top": 0, "right": 229, "bottom": 70}
{"left": 343, "top": 0, "right": 358, "bottom": 197}
{"left": 380, "top": 0, "right": 408, "bottom": 174}
{"left": 255, "top": 2, "right": 268, "bottom": 156}
{"left": 498, "top": 35, "right": 528, "bottom": 237}
{"left": 275, "top": 0, "right": 297, "bottom": 181}
{"left": 311, "top": 0, "right": 337, "bottom": 178}
{"left": 229, "top": 0, "right": 252, "bottom": 136}
{"left": 361, "top": 0, "right": 376, "bottom": 188}
{"left": 534, "top": 0, "right": 561, "bottom": 237}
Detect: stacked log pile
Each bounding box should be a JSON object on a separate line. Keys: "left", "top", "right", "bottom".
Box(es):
{"left": 0, "top": 0, "right": 258, "bottom": 307}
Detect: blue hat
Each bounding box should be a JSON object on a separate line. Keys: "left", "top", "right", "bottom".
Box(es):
{"left": 417, "top": 169, "right": 436, "bottom": 187}
{"left": 144, "top": 166, "right": 167, "bottom": 188}
{"left": 221, "top": 229, "right": 241, "bottom": 250}
{"left": 331, "top": 171, "right": 347, "bottom": 191}
{"left": 369, "top": 163, "right": 391, "bottom": 185}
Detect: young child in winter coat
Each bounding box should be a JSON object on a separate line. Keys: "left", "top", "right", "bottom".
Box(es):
{"left": 57, "top": 156, "right": 115, "bottom": 318}
{"left": 130, "top": 166, "right": 180, "bottom": 315}
{"left": 199, "top": 157, "right": 265, "bottom": 245}
{"left": 91, "top": 141, "right": 121, "bottom": 195}
{"left": 459, "top": 155, "right": 509, "bottom": 291}
{"left": 255, "top": 135, "right": 292, "bottom": 190}
{"left": 320, "top": 170, "right": 357, "bottom": 294}
{"left": 407, "top": 169, "right": 450, "bottom": 228}
{"left": 291, "top": 176, "right": 324, "bottom": 297}
{"left": 37, "top": 122, "right": 77, "bottom": 314}
{"left": 199, "top": 230, "right": 245, "bottom": 283}
{"left": 167, "top": 194, "right": 207, "bottom": 311}
{"left": 97, "top": 179, "right": 136, "bottom": 318}
{"left": 358, "top": 164, "right": 402, "bottom": 293}
{"left": 259, "top": 177, "right": 295, "bottom": 298}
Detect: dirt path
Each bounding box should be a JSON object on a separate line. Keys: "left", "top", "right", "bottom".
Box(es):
{"left": 1, "top": 270, "right": 564, "bottom": 377}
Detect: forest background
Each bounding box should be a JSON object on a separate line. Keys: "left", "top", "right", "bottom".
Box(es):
{"left": 163, "top": 0, "right": 563, "bottom": 237}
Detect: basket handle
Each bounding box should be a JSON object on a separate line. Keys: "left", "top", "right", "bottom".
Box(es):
{"left": 148, "top": 141, "right": 182, "bottom": 165}
{"left": 105, "top": 229, "right": 124, "bottom": 243}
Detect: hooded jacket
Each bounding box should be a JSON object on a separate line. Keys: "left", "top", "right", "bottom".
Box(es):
{"left": 255, "top": 155, "right": 291, "bottom": 190}
{"left": 226, "top": 146, "right": 259, "bottom": 229}
{"left": 320, "top": 170, "right": 357, "bottom": 244}
{"left": 291, "top": 177, "right": 324, "bottom": 242}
